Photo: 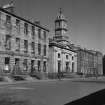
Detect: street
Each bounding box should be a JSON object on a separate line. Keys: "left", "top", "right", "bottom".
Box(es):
{"left": 0, "top": 79, "right": 105, "bottom": 105}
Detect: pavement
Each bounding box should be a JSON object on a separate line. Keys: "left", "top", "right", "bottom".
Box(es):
{"left": 0, "top": 76, "right": 105, "bottom": 105}
{"left": 0, "top": 76, "right": 105, "bottom": 85}
{"left": 72, "top": 76, "right": 105, "bottom": 82}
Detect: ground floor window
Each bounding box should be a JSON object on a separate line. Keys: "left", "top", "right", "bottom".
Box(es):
{"left": 15, "top": 58, "right": 19, "bottom": 65}
{"left": 43, "top": 61, "right": 46, "bottom": 72}
{"left": 37, "top": 60, "right": 41, "bottom": 72}
{"left": 12, "top": 58, "right": 21, "bottom": 75}
{"left": 31, "top": 60, "right": 35, "bottom": 73}
{"left": 4, "top": 57, "right": 10, "bottom": 73}
{"left": 23, "top": 59, "right": 28, "bottom": 71}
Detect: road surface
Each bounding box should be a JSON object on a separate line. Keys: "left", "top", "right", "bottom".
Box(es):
{"left": 0, "top": 79, "right": 105, "bottom": 105}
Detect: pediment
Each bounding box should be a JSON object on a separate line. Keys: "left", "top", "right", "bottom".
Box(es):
{"left": 57, "top": 40, "right": 73, "bottom": 50}
{"left": 57, "top": 39, "right": 70, "bottom": 45}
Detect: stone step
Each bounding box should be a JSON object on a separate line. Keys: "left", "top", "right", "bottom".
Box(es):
{"left": 63, "top": 73, "right": 80, "bottom": 78}
{"left": 25, "top": 76, "right": 36, "bottom": 81}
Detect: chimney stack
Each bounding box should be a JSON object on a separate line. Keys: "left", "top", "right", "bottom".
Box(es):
{"left": 2, "top": 0, "right": 15, "bottom": 13}
{"left": 34, "top": 20, "right": 40, "bottom": 25}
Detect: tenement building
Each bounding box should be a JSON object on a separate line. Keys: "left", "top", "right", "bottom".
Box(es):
{"left": 49, "top": 9, "right": 77, "bottom": 75}
{"left": 0, "top": 3, "right": 49, "bottom": 75}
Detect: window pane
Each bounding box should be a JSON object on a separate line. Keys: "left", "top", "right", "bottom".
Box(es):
{"left": 43, "top": 31, "right": 46, "bottom": 40}
{"left": 24, "top": 40, "right": 28, "bottom": 53}
{"left": 4, "top": 57, "right": 10, "bottom": 73}
{"left": 31, "top": 42, "right": 35, "bottom": 54}
{"left": 24, "top": 23, "right": 28, "bottom": 35}
{"left": 43, "top": 61, "right": 46, "bottom": 72}
{"left": 5, "top": 57, "right": 10, "bottom": 64}
{"left": 16, "top": 38, "right": 20, "bottom": 51}
{"left": 5, "top": 35, "right": 11, "bottom": 50}
{"left": 6, "top": 15, "right": 11, "bottom": 24}
{"left": 43, "top": 45, "right": 46, "bottom": 56}
{"left": 58, "top": 53, "right": 60, "bottom": 58}
{"left": 38, "top": 60, "right": 41, "bottom": 71}
{"left": 38, "top": 28, "right": 41, "bottom": 39}
{"left": 16, "top": 19, "right": 20, "bottom": 33}
{"left": 31, "top": 26, "right": 35, "bottom": 38}
{"left": 38, "top": 43, "right": 41, "bottom": 55}
{"left": 23, "top": 59, "right": 28, "bottom": 71}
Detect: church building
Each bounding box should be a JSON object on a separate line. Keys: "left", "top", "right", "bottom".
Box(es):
{"left": 49, "top": 9, "right": 77, "bottom": 75}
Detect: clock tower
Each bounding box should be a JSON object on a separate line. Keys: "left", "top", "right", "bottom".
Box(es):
{"left": 54, "top": 8, "right": 68, "bottom": 40}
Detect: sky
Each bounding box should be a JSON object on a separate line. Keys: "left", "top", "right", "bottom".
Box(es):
{"left": 0, "top": 0, "right": 105, "bottom": 54}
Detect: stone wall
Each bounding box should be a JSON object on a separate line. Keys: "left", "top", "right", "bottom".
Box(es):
{"left": 0, "top": 9, "right": 49, "bottom": 75}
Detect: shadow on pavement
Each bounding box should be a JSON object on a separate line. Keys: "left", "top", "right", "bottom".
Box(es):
{"left": 0, "top": 93, "right": 31, "bottom": 105}
{"left": 64, "top": 88, "right": 105, "bottom": 105}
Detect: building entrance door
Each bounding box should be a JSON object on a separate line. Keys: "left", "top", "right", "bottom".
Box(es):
{"left": 58, "top": 61, "right": 61, "bottom": 73}
{"left": 72, "top": 62, "right": 74, "bottom": 72}
{"left": 66, "top": 62, "right": 69, "bottom": 72}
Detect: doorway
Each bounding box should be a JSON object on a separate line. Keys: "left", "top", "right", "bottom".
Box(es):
{"left": 66, "top": 62, "right": 69, "bottom": 72}
{"left": 58, "top": 61, "right": 61, "bottom": 73}
{"left": 72, "top": 62, "right": 74, "bottom": 72}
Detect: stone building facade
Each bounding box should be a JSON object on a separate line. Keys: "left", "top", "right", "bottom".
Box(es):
{"left": 49, "top": 40, "right": 77, "bottom": 73}
{"left": 76, "top": 47, "right": 103, "bottom": 76}
{"left": 49, "top": 9, "right": 103, "bottom": 77}
{"left": 49, "top": 9, "right": 77, "bottom": 75}
{"left": 0, "top": 4, "right": 49, "bottom": 75}
{"left": 0, "top": 3, "right": 103, "bottom": 78}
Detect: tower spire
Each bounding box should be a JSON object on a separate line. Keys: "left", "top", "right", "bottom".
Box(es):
{"left": 59, "top": 8, "right": 62, "bottom": 15}
{"left": 54, "top": 8, "right": 68, "bottom": 40}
